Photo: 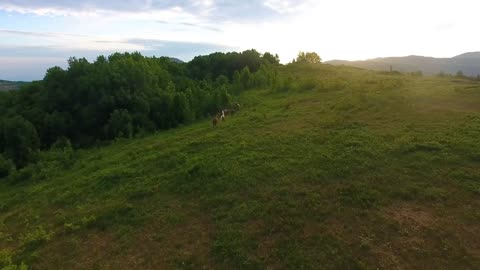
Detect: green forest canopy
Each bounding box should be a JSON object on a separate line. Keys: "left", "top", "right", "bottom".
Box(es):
{"left": 0, "top": 50, "right": 283, "bottom": 168}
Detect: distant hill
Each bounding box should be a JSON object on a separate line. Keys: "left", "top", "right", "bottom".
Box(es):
{"left": 167, "top": 57, "right": 184, "bottom": 64}
{"left": 0, "top": 80, "right": 26, "bottom": 91}
{"left": 327, "top": 52, "right": 480, "bottom": 76}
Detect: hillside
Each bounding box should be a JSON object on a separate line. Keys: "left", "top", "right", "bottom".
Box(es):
{"left": 327, "top": 52, "right": 480, "bottom": 76}
{"left": 1, "top": 64, "right": 480, "bottom": 269}
{"left": 0, "top": 80, "right": 25, "bottom": 91}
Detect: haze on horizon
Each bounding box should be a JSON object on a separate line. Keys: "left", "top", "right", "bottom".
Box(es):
{"left": 0, "top": 0, "right": 479, "bottom": 81}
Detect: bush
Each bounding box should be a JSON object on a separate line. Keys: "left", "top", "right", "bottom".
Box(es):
{"left": 20, "top": 227, "right": 52, "bottom": 251}
{"left": 9, "top": 167, "right": 34, "bottom": 184}
{"left": 105, "top": 109, "right": 133, "bottom": 139}
{"left": 49, "top": 137, "right": 74, "bottom": 168}
{"left": 51, "top": 136, "right": 72, "bottom": 151}
{"left": 298, "top": 78, "right": 317, "bottom": 91}
{"left": 274, "top": 76, "right": 295, "bottom": 92}
{"left": 2, "top": 116, "right": 40, "bottom": 168}
{"left": 0, "top": 250, "right": 28, "bottom": 270}
{"left": 0, "top": 154, "right": 14, "bottom": 179}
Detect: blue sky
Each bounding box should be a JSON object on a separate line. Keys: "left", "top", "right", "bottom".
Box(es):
{"left": 0, "top": 0, "right": 479, "bottom": 81}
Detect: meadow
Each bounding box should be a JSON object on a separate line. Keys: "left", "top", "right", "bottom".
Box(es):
{"left": 1, "top": 63, "right": 480, "bottom": 269}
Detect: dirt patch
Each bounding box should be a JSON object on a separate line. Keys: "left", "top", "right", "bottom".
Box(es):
{"left": 104, "top": 202, "right": 215, "bottom": 270}
{"left": 383, "top": 203, "right": 436, "bottom": 231}
{"left": 377, "top": 202, "right": 480, "bottom": 269}
{"left": 126, "top": 216, "right": 214, "bottom": 269}
{"left": 321, "top": 203, "right": 480, "bottom": 269}
{"left": 33, "top": 231, "right": 115, "bottom": 270}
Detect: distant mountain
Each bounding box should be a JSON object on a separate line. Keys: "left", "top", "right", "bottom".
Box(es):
{"left": 453, "top": 52, "right": 480, "bottom": 59}
{"left": 167, "top": 57, "right": 184, "bottom": 64}
{"left": 327, "top": 52, "right": 480, "bottom": 76}
{"left": 0, "top": 80, "right": 26, "bottom": 91}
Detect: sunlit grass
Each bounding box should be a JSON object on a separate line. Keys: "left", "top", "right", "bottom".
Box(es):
{"left": 1, "top": 64, "right": 480, "bottom": 269}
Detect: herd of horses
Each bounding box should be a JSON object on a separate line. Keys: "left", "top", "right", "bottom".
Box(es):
{"left": 212, "top": 103, "right": 241, "bottom": 127}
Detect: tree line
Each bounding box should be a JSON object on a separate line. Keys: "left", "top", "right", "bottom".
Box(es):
{"left": 0, "top": 49, "right": 281, "bottom": 169}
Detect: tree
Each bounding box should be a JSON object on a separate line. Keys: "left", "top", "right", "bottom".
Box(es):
{"left": 215, "top": 75, "right": 229, "bottom": 87}
{"left": 262, "top": 52, "right": 280, "bottom": 65}
{"left": 173, "top": 93, "right": 190, "bottom": 124}
{"left": 42, "top": 111, "right": 72, "bottom": 146}
{"left": 239, "top": 66, "right": 252, "bottom": 90}
{"left": 456, "top": 70, "right": 465, "bottom": 78}
{"left": 0, "top": 50, "right": 284, "bottom": 168}
{"left": 105, "top": 109, "right": 133, "bottom": 139}
{"left": 296, "top": 52, "right": 322, "bottom": 64}
{"left": 149, "top": 93, "right": 175, "bottom": 129}
{"left": 437, "top": 71, "right": 448, "bottom": 78}
{"left": 2, "top": 116, "right": 40, "bottom": 168}
{"left": 0, "top": 154, "right": 14, "bottom": 179}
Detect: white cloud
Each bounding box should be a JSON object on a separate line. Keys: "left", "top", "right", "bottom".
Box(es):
{"left": 263, "top": 0, "right": 313, "bottom": 14}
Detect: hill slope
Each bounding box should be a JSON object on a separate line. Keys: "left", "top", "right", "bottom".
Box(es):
{"left": 327, "top": 52, "right": 480, "bottom": 76}
{"left": 0, "top": 80, "right": 25, "bottom": 91}
{"left": 1, "top": 65, "right": 480, "bottom": 269}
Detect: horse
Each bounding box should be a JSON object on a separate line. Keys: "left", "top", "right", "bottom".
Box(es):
{"left": 220, "top": 110, "right": 226, "bottom": 121}
{"left": 212, "top": 115, "right": 218, "bottom": 127}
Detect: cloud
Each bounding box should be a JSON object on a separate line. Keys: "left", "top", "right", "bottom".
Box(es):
{"left": 125, "top": 38, "right": 238, "bottom": 59}
{"left": 433, "top": 23, "right": 455, "bottom": 31}
{"left": 263, "top": 0, "right": 314, "bottom": 14}
{"left": 0, "top": 28, "right": 89, "bottom": 38}
{"left": 0, "top": 0, "right": 308, "bottom": 22}
{"left": 0, "top": 29, "right": 56, "bottom": 37}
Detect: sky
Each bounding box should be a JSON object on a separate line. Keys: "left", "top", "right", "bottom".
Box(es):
{"left": 0, "top": 0, "right": 479, "bottom": 81}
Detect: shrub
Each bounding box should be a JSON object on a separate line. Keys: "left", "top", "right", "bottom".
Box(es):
{"left": 2, "top": 116, "right": 40, "bottom": 168}
{"left": 104, "top": 109, "right": 133, "bottom": 139}
{"left": 274, "top": 77, "right": 295, "bottom": 92}
{"left": 0, "top": 154, "right": 14, "bottom": 179}
{"left": 19, "top": 227, "right": 52, "bottom": 251}
{"left": 298, "top": 78, "right": 317, "bottom": 91}
{"left": 0, "top": 249, "right": 28, "bottom": 270}
{"left": 9, "top": 166, "right": 34, "bottom": 184}
{"left": 49, "top": 137, "right": 74, "bottom": 168}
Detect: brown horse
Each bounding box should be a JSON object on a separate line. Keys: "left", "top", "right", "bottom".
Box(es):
{"left": 212, "top": 115, "right": 218, "bottom": 127}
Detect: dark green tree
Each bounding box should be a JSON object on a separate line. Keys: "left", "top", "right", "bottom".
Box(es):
{"left": 3, "top": 116, "right": 40, "bottom": 168}
{"left": 105, "top": 109, "right": 133, "bottom": 139}
{"left": 262, "top": 52, "right": 280, "bottom": 65}
{"left": 0, "top": 153, "right": 14, "bottom": 178}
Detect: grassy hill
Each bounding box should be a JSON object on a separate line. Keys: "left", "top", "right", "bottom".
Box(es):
{"left": 1, "top": 64, "right": 480, "bottom": 269}
{"left": 327, "top": 52, "right": 480, "bottom": 77}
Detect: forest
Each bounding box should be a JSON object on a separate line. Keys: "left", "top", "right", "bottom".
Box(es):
{"left": 0, "top": 50, "right": 281, "bottom": 169}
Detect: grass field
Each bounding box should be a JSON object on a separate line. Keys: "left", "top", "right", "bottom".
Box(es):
{"left": 1, "top": 64, "right": 480, "bottom": 269}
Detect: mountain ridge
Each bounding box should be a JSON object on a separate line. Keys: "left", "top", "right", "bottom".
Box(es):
{"left": 327, "top": 52, "right": 480, "bottom": 76}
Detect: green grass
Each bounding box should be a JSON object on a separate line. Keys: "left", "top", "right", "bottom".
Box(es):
{"left": 1, "top": 64, "right": 480, "bottom": 269}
